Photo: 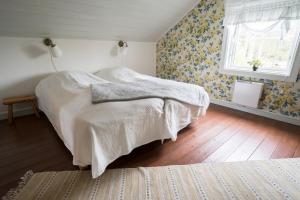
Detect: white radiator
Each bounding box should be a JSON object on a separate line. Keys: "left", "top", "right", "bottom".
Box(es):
{"left": 232, "top": 80, "right": 264, "bottom": 108}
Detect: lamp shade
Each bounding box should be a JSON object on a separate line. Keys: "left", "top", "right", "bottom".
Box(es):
{"left": 120, "top": 47, "right": 128, "bottom": 56}
{"left": 50, "top": 45, "right": 63, "bottom": 57}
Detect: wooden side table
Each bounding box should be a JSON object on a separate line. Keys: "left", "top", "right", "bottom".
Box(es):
{"left": 2, "top": 95, "right": 40, "bottom": 124}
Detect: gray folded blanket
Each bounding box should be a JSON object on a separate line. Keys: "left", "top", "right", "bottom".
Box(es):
{"left": 91, "top": 80, "right": 209, "bottom": 107}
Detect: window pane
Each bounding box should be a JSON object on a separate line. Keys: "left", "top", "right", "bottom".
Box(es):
{"left": 232, "top": 20, "right": 299, "bottom": 72}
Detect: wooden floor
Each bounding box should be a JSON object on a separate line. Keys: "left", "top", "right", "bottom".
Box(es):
{"left": 0, "top": 105, "right": 299, "bottom": 196}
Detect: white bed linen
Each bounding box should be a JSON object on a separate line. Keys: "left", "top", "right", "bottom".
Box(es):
{"left": 36, "top": 69, "right": 209, "bottom": 178}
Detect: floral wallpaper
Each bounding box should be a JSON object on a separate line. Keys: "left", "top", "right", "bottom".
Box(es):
{"left": 156, "top": 0, "right": 300, "bottom": 119}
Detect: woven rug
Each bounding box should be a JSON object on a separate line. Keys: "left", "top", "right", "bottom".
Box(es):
{"left": 3, "top": 158, "right": 300, "bottom": 200}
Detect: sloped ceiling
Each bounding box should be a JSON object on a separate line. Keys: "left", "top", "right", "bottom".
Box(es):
{"left": 0, "top": 0, "right": 199, "bottom": 42}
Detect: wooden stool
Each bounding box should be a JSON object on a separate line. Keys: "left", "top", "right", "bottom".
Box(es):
{"left": 2, "top": 95, "right": 40, "bottom": 124}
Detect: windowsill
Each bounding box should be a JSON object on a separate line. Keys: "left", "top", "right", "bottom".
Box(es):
{"left": 219, "top": 68, "right": 296, "bottom": 82}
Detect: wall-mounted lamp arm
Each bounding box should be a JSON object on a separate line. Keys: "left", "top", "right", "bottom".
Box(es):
{"left": 44, "top": 38, "right": 55, "bottom": 47}
{"left": 118, "top": 40, "right": 128, "bottom": 48}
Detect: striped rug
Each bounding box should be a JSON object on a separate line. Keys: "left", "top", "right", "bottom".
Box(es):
{"left": 4, "top": 158, "right": 300, "bottom": 200}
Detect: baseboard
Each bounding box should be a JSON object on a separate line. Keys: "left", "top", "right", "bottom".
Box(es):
{"left": 0, "top": 107, "right": 34, "bottom": 121}
{"left": 210, "top": 99, "right": 300, "bottom": 126}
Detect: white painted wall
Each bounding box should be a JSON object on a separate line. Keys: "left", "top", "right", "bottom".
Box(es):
{"left": 0, "top": 36, "right": 156, "bottom": 118}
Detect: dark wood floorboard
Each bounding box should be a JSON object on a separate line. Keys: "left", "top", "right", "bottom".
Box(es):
{"left": 225, "top": 119, "right": 275, "bottom": 162}
{"left": 293, "top": 143, "right": 300, "bottom": 158}
{"left": 271, "top": 123, "right": 300, "bottom": 159}
{"left": 0, "top": 104, "right": 299, "bottom": 196}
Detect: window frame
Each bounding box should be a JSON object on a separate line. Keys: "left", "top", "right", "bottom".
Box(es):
{"left": 219, "top": 21, "right": 300, "bottom": 82}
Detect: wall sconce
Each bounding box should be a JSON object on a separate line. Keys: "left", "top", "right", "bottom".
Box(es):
{"left": 118, "top": 40, "right": 128, "bottom": 55}
{"left": 118, "top": 40, "right": 128, "bottom": 48}
{"left": 43, "top": 38, "right": 63, "bottom": 57}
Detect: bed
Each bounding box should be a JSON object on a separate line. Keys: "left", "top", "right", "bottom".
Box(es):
{"left": 35, "top": 67, "right": 210, "bottom": 178}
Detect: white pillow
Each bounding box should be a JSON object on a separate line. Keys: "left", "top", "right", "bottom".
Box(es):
{"left": 64, "top": 71, "right": 108, "bottom": 87}
{"left": 93, "top": 67, "right": 145, "bottom": 83}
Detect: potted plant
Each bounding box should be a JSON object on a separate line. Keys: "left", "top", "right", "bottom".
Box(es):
{"left": 248, "top": 59, "right": 262, "bottom": 71}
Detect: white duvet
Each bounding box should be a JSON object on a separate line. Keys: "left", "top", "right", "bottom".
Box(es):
{"left": 35, "top": 67, "right": 209, "bottom": 178}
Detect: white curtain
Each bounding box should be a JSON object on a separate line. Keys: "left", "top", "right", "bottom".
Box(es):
{"left": 238, "top": 20, "right": 291, "bottom": 40}
{"left": 223, "top": 0, "right": 300, "bottom": 25}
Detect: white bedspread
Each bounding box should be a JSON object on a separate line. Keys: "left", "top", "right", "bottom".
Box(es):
{"left": 35, "top": 67, "right": 209, "bottom": 178}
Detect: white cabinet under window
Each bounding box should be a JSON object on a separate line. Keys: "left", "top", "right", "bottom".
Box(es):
{"left": 220, "top": 0, "right": 300, "bottom": 82}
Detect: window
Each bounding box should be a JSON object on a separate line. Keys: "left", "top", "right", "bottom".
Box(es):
{"left": 220, "top": 0, "right": 300, "bottom": 82}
